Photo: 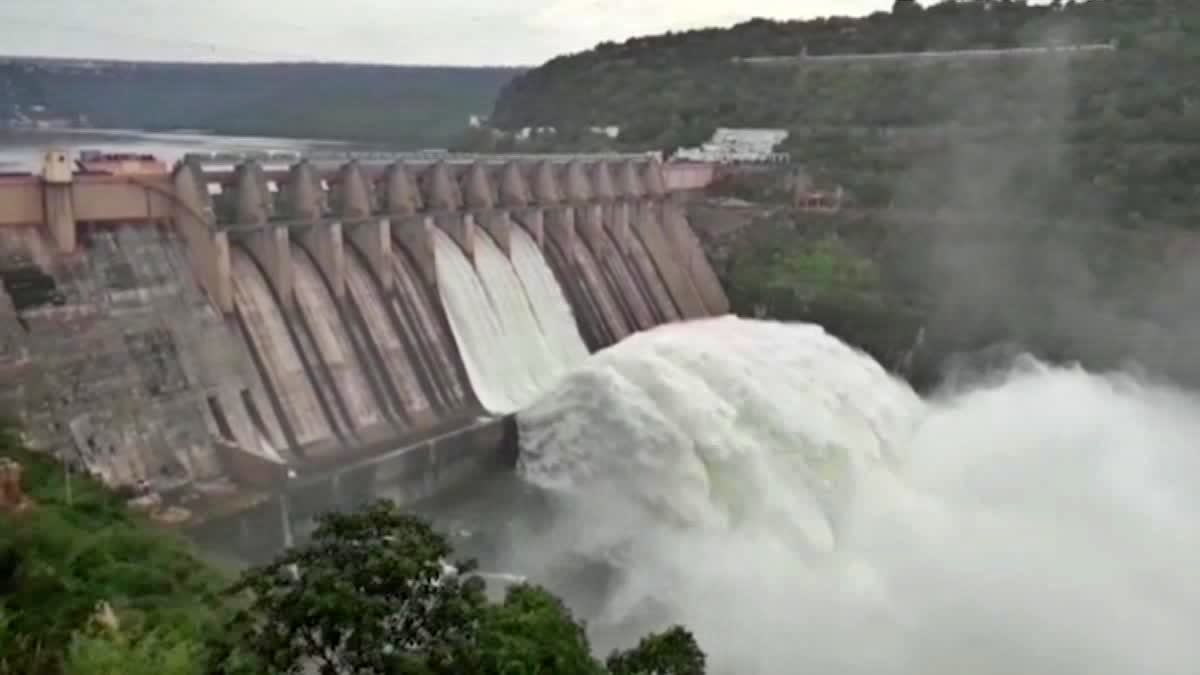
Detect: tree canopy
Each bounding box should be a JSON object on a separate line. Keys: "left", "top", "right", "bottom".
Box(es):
{"left": 222, "top": 499, "right": 706, "bottom": 675}
{"left": 0, "top": 420, "right": 706, "bottom": 675}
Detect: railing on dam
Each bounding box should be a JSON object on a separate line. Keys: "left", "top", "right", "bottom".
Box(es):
{"left": 184, "top": 149, "right": 664, "bottom": 170}
{"left": 0, "top": 148, "right": 729, "bottom": 538}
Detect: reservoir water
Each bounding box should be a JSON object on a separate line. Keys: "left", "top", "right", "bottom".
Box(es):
{"left": 0, "top": 128, "right": 356, "bottom": 172}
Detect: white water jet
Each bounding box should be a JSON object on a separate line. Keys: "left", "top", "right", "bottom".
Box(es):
{"left": 433, "top": 227, "right": 523, "bottom": 413}
{"left": 435, "top": 225, "right": 588, "bottom": 415}
{"left": 509, "top": 225, "right": 589, "bottom": 372}
{"left": 471, "top": 228, "right": 560, "bottom": 396}
{"left": 514, "top": 316, "right": 1200, "bottom": 675}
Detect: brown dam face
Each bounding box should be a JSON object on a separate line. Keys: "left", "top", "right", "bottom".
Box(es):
{"left": 0, "top": 152, "right": 724, "bottom": 556}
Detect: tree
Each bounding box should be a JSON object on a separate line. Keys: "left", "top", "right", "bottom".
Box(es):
{"left": 461, "top": 584, "right": 604, "bottom": 675}
{"left": 227, "top": 500, "right": 487, "bottom": 675}
{"left": 226, "top": 499, "right": 708, "bottom": 675}
{"left": 64, "top": 629, "right": 204, "bottom": 675}
{"left": 0, "top": 423, "right": 242, "bottom": 675}
{"left": 606, "top": 627, "right": 707, "bottom": 675}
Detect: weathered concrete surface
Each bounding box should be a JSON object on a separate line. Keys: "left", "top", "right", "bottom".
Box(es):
{"left": 2, "top": 153, "right": 728, "bottom": 545}
{"left": 190, "top": 415, "right": 516, "bottom": 563}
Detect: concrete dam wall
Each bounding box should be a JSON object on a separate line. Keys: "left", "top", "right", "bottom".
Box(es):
{"left": 0, "top": 153, "right": 728, "bottom": 540}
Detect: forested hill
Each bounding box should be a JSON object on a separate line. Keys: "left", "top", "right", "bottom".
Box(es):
{"left": 492, "top": 0, "right": 1193, "bottom": 141}
{"left": 491, "top": 0, "right": 1200, "bottom": 228}
{"left": 0, "top": 59, "right": 521, "bottom": 146}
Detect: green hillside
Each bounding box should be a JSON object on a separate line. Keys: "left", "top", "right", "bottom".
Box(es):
{"left": 491, "top": 0, "right": 1200, "bottom": 227}
{"left": 1, "top": 60, "right": 520, "bottom": 147}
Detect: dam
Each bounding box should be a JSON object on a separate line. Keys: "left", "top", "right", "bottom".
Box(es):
{"left": 0, "top": 148, "right": 727, "bottom": 559}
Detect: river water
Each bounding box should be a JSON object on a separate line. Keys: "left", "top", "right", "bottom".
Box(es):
{"left": 0, "top": 128, "right": 359, "bottom": 172}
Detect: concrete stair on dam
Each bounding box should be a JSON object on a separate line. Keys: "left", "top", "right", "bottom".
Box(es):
{"left": 0, "top": 149, "right": 728, "bottom": 538}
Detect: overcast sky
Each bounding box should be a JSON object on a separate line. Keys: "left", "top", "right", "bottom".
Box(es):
{"left": 0, "top": 0, "right": 895, "bottom": 67}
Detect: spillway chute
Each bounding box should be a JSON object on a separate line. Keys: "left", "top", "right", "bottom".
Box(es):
{"left": 389, "top": 246, "right": 470, "bottom": 412}
{"left": 343, "top": 245, "right": 434, "bottom": 422}
{"left": 509, "top": 225, "right": 589, "bottom": 371}
{"left": 433, "top": 221, "right": 589, "bottom": 415}
{"left": 229, "top": 247, "right": 333, "bottom": 449}
{"left": 290, "top": 242, "right": 384, "bottom": 433}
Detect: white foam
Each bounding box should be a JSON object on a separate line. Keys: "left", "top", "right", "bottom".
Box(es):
{"left": 510, "top": 225, "right": 590, "bottom": 372}
{"left": 515, "top": 316, "right": 1200, "bottom": 675}
{"left": 434, "top": 224, "right": 589, "bottom": 415}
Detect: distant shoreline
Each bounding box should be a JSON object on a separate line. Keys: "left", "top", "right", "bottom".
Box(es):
{"left": 0, "top": 128, "right": 356, "bottom": 172}
{"left": 1, "top": 126, "right": 353, "bottom": 146}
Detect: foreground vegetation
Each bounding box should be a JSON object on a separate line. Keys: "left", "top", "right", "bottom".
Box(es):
{"left": 0, "top": 423, "right": 705, "bottom": 674}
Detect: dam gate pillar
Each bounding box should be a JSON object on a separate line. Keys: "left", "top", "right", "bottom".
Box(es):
{"left": 348, "top": 219, "right": 393, "bottom": 291}
{"left": 245, "top": 226, "right": 294, "bottom": 305}
{"left": 300, "top": 223, "right": 345, "bottom": 301}
{"left": 391, "top": 216, "right": 439, "bottom": 291}
{"left": 476, "top": 210, "right": 511, "bottom": 257}
{"left": 172, "top": 159, "right": 233, "bottom": 313}
{"left": 42, "top": 150, "right": 76, "bottom": 254}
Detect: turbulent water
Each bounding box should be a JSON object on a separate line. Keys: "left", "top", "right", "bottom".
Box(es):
{"left": 513, "top": 316, "right": 1200, "bottom": 675}
{"left": 509, "top": 226, "right": 589, "bottom": 372}
{"left": 434, "top": 225, "right": 589, "bottom": 415}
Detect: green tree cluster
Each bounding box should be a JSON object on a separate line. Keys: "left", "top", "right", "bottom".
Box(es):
{"left": 0, "top": 422, "right": 706, "bottom": 675}
{"left": 217, "top": 500, "right": 704, "bottom": 675}
{"left": 0, "top": 423, "right": 236, "bottom": 675}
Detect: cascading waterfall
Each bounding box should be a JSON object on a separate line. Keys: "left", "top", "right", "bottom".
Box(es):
{"left": 512, "top": 316, "right": 1200, "bottom": 675}
{"left": 509, "top": 226, "right": 590, "bottom": 372}
{"left": 472, "top": 228, "right": 562, "bottom": 392}
{"left": 434, "top": 224, "right": 589, "bottom": 414}
{"left": 434, "top": 227, "right": 532, "bottom": 413}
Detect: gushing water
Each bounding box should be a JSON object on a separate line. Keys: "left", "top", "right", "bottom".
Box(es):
{"left": 434, "top": 227, "right": 523, "bottom": 413}
{"left": 509, "top": 226, "right": 589, "bottom": 372}
{"left": 472, "top": 228, "right": 559, "bottom": 394}
{"left": 514, "top": 316, "right": 1200, "bottom": 675}
{"left": 435, "top": 225, "right": 587, "bottom": 414}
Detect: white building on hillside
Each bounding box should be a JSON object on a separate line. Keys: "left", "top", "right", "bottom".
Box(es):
{"left": 589, "top": 125, "right": 621, "bottom": 139}
{"left": 674, "top": 128, "right": 791, "bottom": 163}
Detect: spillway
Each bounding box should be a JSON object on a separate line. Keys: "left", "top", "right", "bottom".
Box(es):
{"left": 625, "top": 232, "right": 682, "bottom": 323}
{"left": 434, "top": 227, "right": 526, "bottom": 413}
{"left": 472, "top": 228, "right": 560, "bottom": 395}
{"left": 571, "top": 239, "right": 633, "bottom": 341}
{"left": 390, "top": 249, "right": 469, "bottom": 412}
{"left": 511, "top": 316, "right": 1200, "bottom": 675}
{"left": 595, "top": 233, "right": 657, "bottom": 331}
{"left": 290, "top": 243, "right": 383, "bottom": 432}
{"left": 509, "top": 226, "right": 589, "bottom": 371}
{"left": 435, "top": 225, "right": 588, "bottom": 415}
{"left": 229, "top": 248, "right": 331, "bottom": 448}
{"left": 343, "top": 249, "right": 432, "bottom": 421}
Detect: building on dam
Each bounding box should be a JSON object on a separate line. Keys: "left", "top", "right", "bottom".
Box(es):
{"left": 0, "top": 148, "right": 728, "bottom": 556}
